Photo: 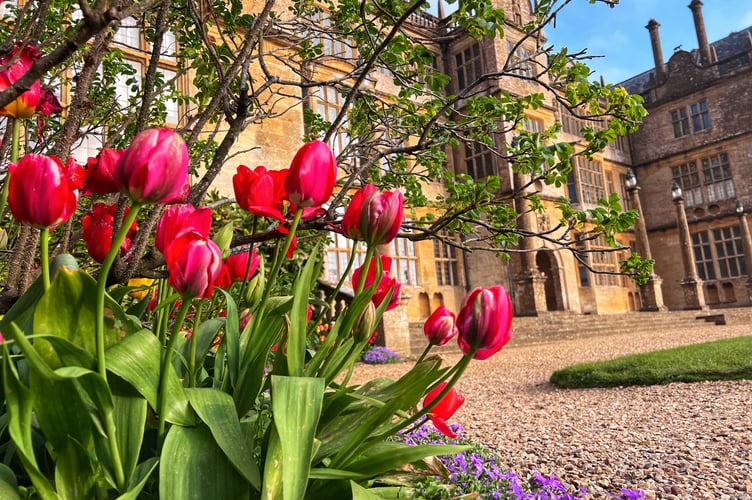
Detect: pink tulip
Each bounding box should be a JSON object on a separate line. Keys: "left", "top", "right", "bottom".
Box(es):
{"left": 164, "top": 232, "right": 223, "bottom": 299}
{"left": 0, "top": 43, "right": 41, "bottom": 119}
{"left": 82, "top": 203, "right": 137, "bottom": 263}
{"left": 8, "top": 154, "right": 79, "bottom": 228}
{"left": 285, "top": 141, "right": 336, "bottom": 208}
{"left": 84, "top": 148, "right": 122, "bottom": 195}
{"left": 352, "top": 255, "right": 401, "bottom": 311}
{"left": 423, "top": 306, "right": 458, "bottom": 346}
{"left": 114, "top": 128, "right": 189, "bottom": 204}
{"left": 456, "top": 286, "right": 513, "bottom": 360}
{"left": 341, "top": 184, "right": 403, "bottom": 246}
{"left": 225, "top": 250, "right": 260, "bottom": 282}
{"left": 155, "top": 203, "right": 212, "bottom": 254}
{"left": 422, "top": 382, "right": 465, "bottom": 438}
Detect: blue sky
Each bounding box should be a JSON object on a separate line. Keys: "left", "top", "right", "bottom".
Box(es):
{"left": 428, "top": 0, "right": 752, "bottom": 84}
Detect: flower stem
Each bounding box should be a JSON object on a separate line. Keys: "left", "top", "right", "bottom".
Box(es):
{"left": 414, "top": 343, "right": 432, "bottom": 364}
{"left": 39, "top": 227, "right": 50, "bottom": 292}
{"left": 95, "top": 202, "right": 142, "bottom": 378}
{"left": 157, "top": 298, "right": 192, "bottom": 450}
{"left": 0, "top": 118, "right": 21, "bottom": 220}
{"left": 188, "top": 300, "right": 205, "bottom": 388}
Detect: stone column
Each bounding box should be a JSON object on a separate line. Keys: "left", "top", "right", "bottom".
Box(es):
{"left": 512, "top": 170, "right": 547, "bottom": 316}
{"left": 626, "top": 177, "right": 667, "bottom": 311}
{"left": 672, "top": 184, "right": 706, "bottom": 310}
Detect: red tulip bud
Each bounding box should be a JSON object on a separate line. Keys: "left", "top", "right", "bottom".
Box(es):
{"left": 422, "top": 382, "right": 465, "bottom": 438}
{"left": 456, "top": 286, "right": 513, "bottom": 360}
{"left": 164, "top": 232, "right": 223, "bottom": 299}
{"left": 285, "top": 141, "right": 336, "bottom": 208}
{"left": 423, "top": 306, "right": 458, "bottom": 346}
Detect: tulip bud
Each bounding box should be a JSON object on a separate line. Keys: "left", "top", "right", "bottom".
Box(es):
{"left": 422, "top": 382, "right": 465, "bottom": 438}
{"left": 114, "top": 128, "right": 189, "bottom": 204}
{"left": 285, "top": 141, "right": 336, "bottom": 208}
{"left": 456, "top": 286, "right": 513, "bottom": 360}
{"left": 353, "top": 302, "right": 377, "bottom": 343}
{"left": 164, "top": 232, "right": 223, "bottom": 299}
{"left": 423, "top": 306, "right": 458, "bottom": 346}
{"left": 342, "top": 184, "right": 403, "bottom": 247}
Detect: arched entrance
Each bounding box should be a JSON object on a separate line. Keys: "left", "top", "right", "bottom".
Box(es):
{"left": 535, "top": 251, "right": 561, "bottom": 311}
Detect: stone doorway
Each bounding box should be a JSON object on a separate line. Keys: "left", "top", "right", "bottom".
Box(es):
{"left": 535, "top": 251, "right": 562, "bottom": 311}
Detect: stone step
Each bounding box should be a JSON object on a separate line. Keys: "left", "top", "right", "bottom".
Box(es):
{"left": 407, "top": 307, "right": 752, "bottom": 356}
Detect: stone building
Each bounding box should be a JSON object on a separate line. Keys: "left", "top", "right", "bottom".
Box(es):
{"left": 620, "top": 0, "right": 752, "bottom": 311}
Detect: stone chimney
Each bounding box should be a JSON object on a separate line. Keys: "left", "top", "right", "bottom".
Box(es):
{"left": 646, "top": 19, "right": 667, "bottom": 83}
{"left": 689, "top": 0, "right": 713, "bottom": 66}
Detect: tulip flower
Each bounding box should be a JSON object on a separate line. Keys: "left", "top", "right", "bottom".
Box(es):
{"left": 424, "top": 306, "right": 458, "bottom": 346}
{"left": 225, "top": 249, "right": 260, "bottom": 282}
{"left": 0, "top": 43, "right": 41, "bottom": 119}
{"left": 164, "top": 232, "right": 223, "bottom": 299}
{"left": 84, "top": 148, "right": 122, "bottom": 195}
{"left": 341, "top": 184, "right": 403, "bottom": 247}
{"left": 7, "top": 154, "right": 79, "bottom": 228}
{"left": 0, "top": 42, "right": 61, "bottom": 119}
{"left": 285, "top": 140, "right": 336, "bottom": 208}
{"left": 114, "top": 128, "right": 189, "bottom": 204}
{"left": 155, "top": 203, "right": 212, "bottom": 254}
{"left": 233, "top": 165, "right": 288, "bottom": 221}
{"left": 82, "top": 203, "right": 138, "bottom": 263}
{"left": 422, "top": 382, "right": 465, "bottom": 438}
{"left": 456, "top": 286, "right": 513, "bottom": 360}
{"left": 352, "top": 255, "right": 401, "bottom": 311}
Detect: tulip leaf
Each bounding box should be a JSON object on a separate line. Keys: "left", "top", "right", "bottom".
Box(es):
{"left": 268, "top": 375, "right": 325, "bottom": 500}
{"left": 344, "top": 442, "right": 470, "bottom": 475}
{"left": 116, "top": 457, "right": 159, "bottom": 500}
{"left": 218, "top": 289, "right": 240, "bottom": 386}
{"left": 214, "top": 221, "right": 235, "bottom": 257}
{"left": 33, "top": 267, "right": 141, "bottom": 367}
{"left": 106, "top": 329, "right": 195, "bottom": 426}
{"left": 177, "top": 317, "right": 224, "bottom": 378}
{"left": 186, "top": 388, "right": 260, "bottom": 489}
{"left": 288, "top": 249, "right": 320, "bottom": 377}
{"left": 0, "top": 464, "right": 21, "bottom": 500}
{"left": 350, "top": 481, "right": 385, "bottom": 499}
{"left": 160, "top": 425, "right": 250, "bottom": 500}
{"left": 1, "top": 345, "right": 57, "bottom": 500}
{"left": 112, "top": 394, "right": 148, "bottom": 482}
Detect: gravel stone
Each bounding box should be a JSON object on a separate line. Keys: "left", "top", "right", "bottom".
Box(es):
{"left": 352, "top": 324, "right": 752, "bottom": 498}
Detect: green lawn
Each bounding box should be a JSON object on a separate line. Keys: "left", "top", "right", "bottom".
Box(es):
{"left": 550, "top": 335, "right": 752, "bottom": 389}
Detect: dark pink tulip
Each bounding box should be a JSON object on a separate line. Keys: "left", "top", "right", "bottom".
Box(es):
{"left": 285, "top": 140, "right": 336, "bottom": 208}
{"left": 155, "top": 203, "right": 212, "bottom": 254}
{"left": 352, "top": 255, "right": 401, "bottom": 311}
{"left": 422, "top": 382, "right": 465, "bottom": 438}
{"left": 423, "top": 306, "right": 458, "bottom": 347}
{"left": 0, "top": 43, "right": 41, "bottom": 119}
{"left": 84, "top": 148, "right": 122, "bottom": 195}
{"left": 456, "top": 286, "right": 513, "bottom": 360}
{"left": 114, "top": 128, "right": 189, "bottom": 204}
{"left": 81, "top": 203, "right": 137, "bottom": 263}
{"left": 8, "top": 154, "right": 78, "bottom": 228}
{"left": 342, "top": 184, "right": 403, "bottom": 246}
{"left": 225, "top": 250, "right": 260, "bottom": 282}
{"left": 164, "top": 232, "right": 223, "bottom": 299}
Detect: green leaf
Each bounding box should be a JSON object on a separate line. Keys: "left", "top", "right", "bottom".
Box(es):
{"left": 351, "top": 481, "right": 384, "bottom": 500}
{"left": 218, "top": 289, "right": 240, "bottom": 386}
{"left": 288, "top": 249, "right": 319, "bottom": 377}
{"left": 346, "top": 442, "right": 470, "bottom": 475}
{"left": 111, "top": 395, "right": 147, "bottom": 482}
{"left": 33, "top": 268, "right": 140, "bottom": 368}
{"left": 0, "top": 464, "right": 20, "bottom": 500}
{"left": 116, "top": 457, "right": 158, "bottom": 500}
{"left": 106, "top": 330, "right": 195, "bottom": 426}
{"left": 264, "top": 376, "right": 324, "bottom": 500}
{"left": 178, "top": 317, "right": 224, "bottom": 377}
{"left": 1, "top": 346, "right": 56, "bottom": 500}
{"left": 186, "top": 388, "right": 260, "bottom": 489}
{"left": 160, "top": 425, "right": 250, "bottom": 500}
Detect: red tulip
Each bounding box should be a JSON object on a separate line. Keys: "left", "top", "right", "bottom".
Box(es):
{"left": 81, "top": 203, "right": 137, "bottom": 263}
{"left": 233, "top": 165, "right": 288, "bottom": 221}
{"left": 84, "top": 148, "right": 122, "bottom": 195}
{"left": 155, "top": 203, "right": 212, "bottom": 254}
{"left": 8, "top": 154, "right": 79, "bottom": 228}
{"left": 0, "top": 43, "right": 41, "bottom": 119}
{"left": 225, "top": 250, "right": 260, "bottom": 282}
{"left": 285, "top": 141, "right": 336, "bottom": 208}
{"left": 341, "top": 184, "right": 403, "bottom": 246}
{"left": 456, "top": 286, "right": 513, "bottom": 360}
{"left": 422, "top": 382, "right": 465, "bottom": 438}
{"left": 423, "top": 306, "right": 458, "bottom": 347}
{"left": 164, "top": 232, "right": 223, "bottom": 299}
{"left": 352, "top": 255, "right": 401, "bottom": 311}
{"left": 114, "top": 128, "right": 189, "bottom": 204}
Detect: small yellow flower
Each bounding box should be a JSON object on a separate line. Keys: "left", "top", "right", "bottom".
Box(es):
{"left": 128, "top": 278, "right": 155, "bottom": 300}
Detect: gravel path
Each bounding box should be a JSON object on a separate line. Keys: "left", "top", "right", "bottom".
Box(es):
{"left": 351, "top": 324, "right": 752, "bottom": 499}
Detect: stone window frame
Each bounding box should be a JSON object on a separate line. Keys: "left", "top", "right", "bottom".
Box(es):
{"left": 389, "top": 237, "right": 418, "bottom": 287}
{"left": 672, "top": 153, "right": 735, "bottom": 207}
{"left": 463, "top": 140, "right": 496, "bottom": 180}
{"left": 433, "top": 233, "right": 461, "bottom": 287}
{"left": 454, "top": 42, "right": 483, "bottom": 93}
{"left": 670, "top": 99, "right": 711, "bottom": 138}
